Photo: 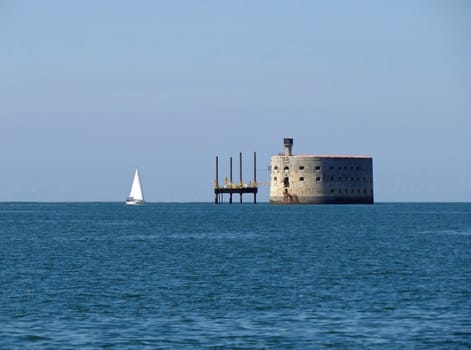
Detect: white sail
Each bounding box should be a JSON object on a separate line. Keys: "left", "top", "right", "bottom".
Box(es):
{"left": 127, "top": 168, "right": 144, "bottom": 204}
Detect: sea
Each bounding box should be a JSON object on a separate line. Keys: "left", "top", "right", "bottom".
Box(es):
{"left": 1, "top": 202, "right": 470, "bottom": 349}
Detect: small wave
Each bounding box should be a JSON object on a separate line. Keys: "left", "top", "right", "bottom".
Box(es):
{"left": 422, "top": 230, "right": 471, "bottom": 236}
{"left": 121, "top": 293, "right": 143, "bottom": 299}
{"left": 21, "top": 334, "right": 52, "bottom": 342}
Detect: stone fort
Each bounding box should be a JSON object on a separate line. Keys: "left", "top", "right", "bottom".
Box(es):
{"left": 270, "top": 138, "right": 374, "bottom": 204}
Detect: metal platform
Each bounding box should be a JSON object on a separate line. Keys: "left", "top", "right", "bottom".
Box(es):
{"left": 214, "top": 152, "right": 258, "bottom": 204}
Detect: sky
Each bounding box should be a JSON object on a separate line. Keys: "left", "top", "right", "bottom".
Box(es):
{"left": 1, "top": 0, "right": 470, "bottom": 202}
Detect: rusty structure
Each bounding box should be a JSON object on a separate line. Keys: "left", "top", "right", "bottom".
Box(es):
{"left": 214, "top": 152, "right": 258, "bottom": 204}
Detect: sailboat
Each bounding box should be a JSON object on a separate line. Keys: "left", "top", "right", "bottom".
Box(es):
{"left": 125, "top": 168, "right": 144, "bottom": 205}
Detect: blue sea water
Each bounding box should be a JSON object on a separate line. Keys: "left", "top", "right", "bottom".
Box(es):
{"left": 0, "top": 202, "right": 470, "bottom": 349}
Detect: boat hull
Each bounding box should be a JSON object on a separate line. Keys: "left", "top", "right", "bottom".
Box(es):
{"left": 125, "top": 199, "right": 144, "bottom": 205}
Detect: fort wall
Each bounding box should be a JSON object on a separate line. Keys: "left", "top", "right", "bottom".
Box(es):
{"left": 269, "top": 139, "right": 374, "bottom": 204}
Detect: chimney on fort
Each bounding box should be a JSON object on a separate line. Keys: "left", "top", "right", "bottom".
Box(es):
{"left": 284, "top": 137, "right": 293, "bottom": 156}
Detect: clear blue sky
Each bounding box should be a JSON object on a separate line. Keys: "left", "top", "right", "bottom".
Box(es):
{"left": 1, "top": 1, "right": 470, "bottom": 202}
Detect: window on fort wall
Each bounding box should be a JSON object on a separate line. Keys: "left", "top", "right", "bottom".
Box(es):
{"left": 331, "top": 189, "right": 335, "bottom": 193}
{"left": 299, "top": 166, "right": 304, "bottom": 170}
{"left": 316, "top": 177, "right": 321, "bottom": 182}
{"left": 315, "top": 166, "right": 320, "bottom": 170}
{"left": 299, "top": 177, "right": 304, "bottom": 181}
{"left": 274, "top": 166, "right": 278, "bottom": 171}
{"left": 284, "top": 177, "right": 290, "bottom": 187}
{"left": 274, "top": 177, "right": 277, "bottom": 181}
{"left": 284, "top": 166, "right": 289, "bottom": 171}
